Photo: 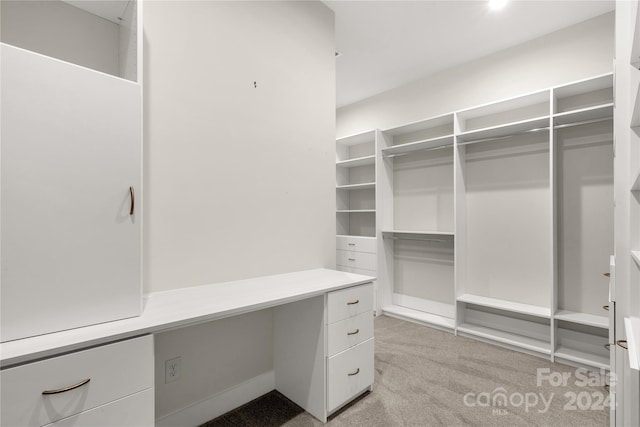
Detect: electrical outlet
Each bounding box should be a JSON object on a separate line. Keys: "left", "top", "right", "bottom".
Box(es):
{"left": 165, "top": 356, "right": 181, "bottom": 383}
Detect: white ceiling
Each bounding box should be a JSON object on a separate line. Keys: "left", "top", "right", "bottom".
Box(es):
{"left": 325, "top": 0, "right": 615, "bottom": 108}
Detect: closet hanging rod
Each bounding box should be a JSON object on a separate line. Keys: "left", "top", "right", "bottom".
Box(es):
{"left": 383, "top": 236, "right": 448, "bottom": 243}
{"left": 382, "top": 143, "right": 454, "bottom": 158}
{"left": 456, "top": 115, "right": 612, "bottom": 147}
{"left": 552, "top": 115, "right": 613, "bottom": 130}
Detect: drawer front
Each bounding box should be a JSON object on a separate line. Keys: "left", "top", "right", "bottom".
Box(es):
{"left": 336, "top": 236, "right": 376, "bottom": 254}
{"left": 327, "top": 338, "right": 374, "bottom": 413}
{"left": 1, "top": 335, "right": 153, "bottom": 427}
{"left": 45, "top": 389, "right": 154, "bottom": 427}
{"left": 336, "top": 250, "right": 376, "bottom": 271}
{"left": 336, "top": 265, "right": 377, "bottom": 277}
{"left": 327, "top": 283, "right": 373, "bottom": 324}
{"left": 327, "top": 311, "right": 374, "bottom": 357}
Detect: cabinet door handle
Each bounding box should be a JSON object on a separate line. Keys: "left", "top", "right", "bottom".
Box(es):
{"left": 129, "top": 186, "right": 135, "bottom": 215}
{"left": 348, "top": 243, "right": 356, "bottom": 246}
{"left": 603, "top": 305, "right": 609, "bottom": 311}
{"left": 604, "top": 343, "right": 611, "bottom": 350}
{"left": 617, "top": 340, "right": 628, "bottom": 350}
{"left": 347, "top": 300, "right": 359, "bottom": 305}
{"left": 604, "top": 384, "right": 610, "bottom": 392}
{"left": 347, "top": 328, "right": 360, "bottom": 336}
{"left": 604, "top": 273, "right": 610, "bottom": 277}
{"left": 348, "top": 258, "right": 356, "bottom": 262}
{"left": 42, "top": 378, "right": 90, "bottom": 395}
{"left": 348, "top": 368, "right": 360, "bottom": 376}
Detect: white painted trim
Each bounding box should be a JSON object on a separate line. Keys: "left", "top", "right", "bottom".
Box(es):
{"left": 156, "top": 370, "right": 275, "bottom": 427}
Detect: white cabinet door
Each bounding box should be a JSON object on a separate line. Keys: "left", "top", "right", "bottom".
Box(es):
{"left": 1, "top": 44, "right": 142, "bottom": 341}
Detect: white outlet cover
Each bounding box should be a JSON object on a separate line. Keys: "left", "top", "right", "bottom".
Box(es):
{"left": 165, "top": 356, "right": 181, "bottom": 384}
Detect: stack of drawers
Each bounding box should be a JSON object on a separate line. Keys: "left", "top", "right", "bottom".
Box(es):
{"left": 336, "top": 236, "right": 376, "bottom": 277}
{"left": 326, "top": 283, "right": 374, "bottom": 414}
{"left": 1, "top": 335, "right": 154, "bottom": 427}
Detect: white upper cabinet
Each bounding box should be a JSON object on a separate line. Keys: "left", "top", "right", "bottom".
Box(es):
{"left": 1, "top": 2, "right": 142, "bottom": 342}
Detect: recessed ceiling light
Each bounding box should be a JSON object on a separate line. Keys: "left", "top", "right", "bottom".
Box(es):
{"left": 489, "top": 0, "right": 508, "bottom": 10}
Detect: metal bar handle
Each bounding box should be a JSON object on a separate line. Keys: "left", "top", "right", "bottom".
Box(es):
{"left": 617, "top": 340, "right": 628, "bottom": 350}
{"left": 603, "top": 305, "right": 609, "bottom": 311}
{"left": 129, "top": 186, "right": 135, "bottom": 215}
{"left": 347, "top": 300, "right": 359, "bottom": 305}
{"left": 348, "top": 368, "right": 360, "bottom": 376}
{"left": 42, "top": 378, "right": 91, "bottom": 395}
{"left": 347, "top": 329, "right": 360, "bottom": 336}
{"left": 604, "top": 343, "right": 611, "bottom": 350}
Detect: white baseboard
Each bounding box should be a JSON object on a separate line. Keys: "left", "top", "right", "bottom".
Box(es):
{"left": 156, "top": 370, "right": 275, "bottom": 427}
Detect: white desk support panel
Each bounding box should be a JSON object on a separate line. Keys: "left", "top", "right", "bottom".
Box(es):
{"left": 0, "top": 269, "right": 375, "bottom": 424}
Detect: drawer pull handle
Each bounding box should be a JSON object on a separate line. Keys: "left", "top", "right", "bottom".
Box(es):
{"left": 617, "top": 340, "right": 628, "bottom": 350}
{"left": 347, "top": 329, "right": 360, "bottom": 336}
{"left": 42, "top": 378, "right": 91, "bottom": 395}
{"left": 129, "top": 186, "right": 135, "bottom": 215}
{"left": 604, "top": 343, "right": 611, "bottom": 350}
{"left": 348, "top": 243, "right": 356, "bottom": 246}
{"left": 604, "top": 273, "right": 610, "bottom": 277}
{"left": 347, "top": 300, "right": 359, "bottom": 305}
{"left": 348, "top": 258, "right": 356, "bottom": 262}
{"left": 603, "top": 305, "right": 609, "bottom": 311}
{"left": 348, "top": 368, "right": 360, "bottom": 376}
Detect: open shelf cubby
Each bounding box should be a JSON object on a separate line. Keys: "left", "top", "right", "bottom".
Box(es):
{"left": 1, "top": 0, "right": 140, "bottom": 83}
{"left": 336, "top": 130, "right": 377, "bottom": 239}
{"left": 555, "top": 320, "right": 609, "bottom": 370}
{"left": 456, "top": 90, "right": 550, "bottom": 145}
{"left": 457, "top": 303, "right": 551, "bottom": 355}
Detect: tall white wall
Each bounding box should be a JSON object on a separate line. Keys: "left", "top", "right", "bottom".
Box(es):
{"left": 143, "top": 1, "right": 335, "bottom": 420}
{"left": 337, "top": 12, "right": 614, "bottom": 137}
{"left": 144, "top": 0, "right": 335, "bottom": 294}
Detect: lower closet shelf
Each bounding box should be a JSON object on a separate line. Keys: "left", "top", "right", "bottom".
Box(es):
{"left": 457, "top": 323, "right": 551, "bottom": 355}
{"left": 382, "top": 305, "right": 455, "bottom": 330}
{"left": 554, "top": 346, "right": 609, "bottom": 370}
{"left": 554, "top": 310, "right": 609, "bottom": 328}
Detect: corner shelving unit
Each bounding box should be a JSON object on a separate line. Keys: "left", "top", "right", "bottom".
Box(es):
{"left": 335, "top": 130, "right": 377, "bottom": 281}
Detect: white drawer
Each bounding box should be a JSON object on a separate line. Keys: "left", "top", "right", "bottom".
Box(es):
{"left": 336, "top": 250, "right": 376, "bottom": 271}
{"left": 327, "top": 338, "right": 374, "bottom": 413}
{"left": 44, "top": 389, "right": 154, "bottom": 427}
{"left": 1, "top": 335, "right": 153, "bottom": 427}
{"left": 327, "top": 311, "right": 374, "bottom": 357}
{"left": 336, "top": 236, "right": 376, "bottom": 254}
{"left": 327, "top": 283, "right": 373, "bottom": 324}
{"left": 336, "top": 265, "right": 376, "bottom": 277}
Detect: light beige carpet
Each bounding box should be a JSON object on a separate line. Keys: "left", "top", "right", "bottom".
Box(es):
{"left": 205, "top": 315, "right": 609, "bottom": 427}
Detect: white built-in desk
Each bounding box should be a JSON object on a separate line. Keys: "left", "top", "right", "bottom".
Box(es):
{"left": 0, "top": 268, "right": 375, "bottom": 425}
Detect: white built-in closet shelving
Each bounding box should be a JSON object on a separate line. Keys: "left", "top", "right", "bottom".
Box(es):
{"left": 377, "top": 114, "right": 456, "bottom": 330}
{"left": 626, "top": 0, "right": 640, "bottom": 376}
{"left": 373, "top": 73, "right": 614, "bottom": 370}
{"left": 335, "top": 131, "right": 378, "bottom": 280}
